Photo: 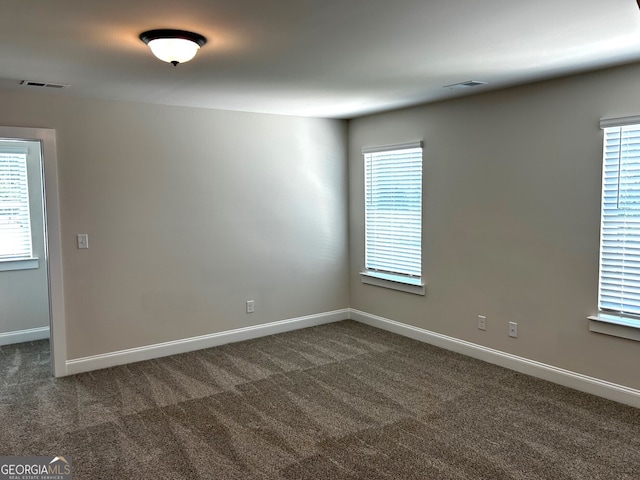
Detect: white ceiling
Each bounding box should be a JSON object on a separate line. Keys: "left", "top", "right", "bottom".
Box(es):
{"left": 2, "top": 0, "right": 640, "bottom": 119}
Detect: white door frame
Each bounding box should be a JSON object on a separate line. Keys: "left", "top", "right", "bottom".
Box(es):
{"left": 0, "top": 126, "right": 66, "bottom": 377}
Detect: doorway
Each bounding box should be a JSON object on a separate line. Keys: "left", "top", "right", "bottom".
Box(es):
{"left": 0, "top": 126, "right": 65, "bottom": 377}
{"left": 0, "top": 139, "right": 49, "bottom": 353}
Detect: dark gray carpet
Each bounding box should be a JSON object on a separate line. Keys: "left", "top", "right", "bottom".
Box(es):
{"left": 0, "top": 320, "right": 638, "bottom": 479}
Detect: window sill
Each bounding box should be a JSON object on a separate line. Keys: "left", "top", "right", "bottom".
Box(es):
{"left": 0, "top": 257, "right": 39, "bottom": 272}
{"left": 588, "top": 314, "right": 640, "bottom": 342}
{"left": 360, "top": 271, "right": 425, "bottom": 295}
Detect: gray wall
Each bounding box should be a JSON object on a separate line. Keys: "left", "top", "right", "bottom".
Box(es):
{"left": 349, "top": 62, "right": 640, "bottom": 391}
{"left": 0, "top": 140, "right": 49, "bottom": 336}
{"left": 0, "top": 91, "right": 349, "bottom": 359}
{"left": 2, "top": 60, "right": 638, "bottom": 392}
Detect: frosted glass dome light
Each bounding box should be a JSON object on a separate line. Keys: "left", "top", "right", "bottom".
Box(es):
{"left": 140, "top": 29, "right": 207, "bottom": 66}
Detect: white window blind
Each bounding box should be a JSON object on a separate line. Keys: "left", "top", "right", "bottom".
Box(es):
{"left": 598, "top": 120, "right": 640, "bottom": 316}
{"left": 0, "top": 149, "right": 33, "bottom": 260}
{"left": 364, "top": 142, "right": 422, "bottom": 280}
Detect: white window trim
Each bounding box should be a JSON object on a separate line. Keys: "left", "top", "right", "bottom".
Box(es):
{"left": 362, "top": 141, "right": 424, "bottom": 154}
{"left": 360, "top": 270, "right": 425, "bottom": 295}
{"left": 590, "top": 115, "right": 640, "bottom": 342}
{"left": 599, "top": 115, "right": 640, "bottom": 129}
{"left": 0, "top": 256, "right": 39, "bottom": 271}
{"left": 362, "top": 141, "right": 424, "bottom": 295}
{"left": 588, "top": 314, "right": 640, "bottom": 342}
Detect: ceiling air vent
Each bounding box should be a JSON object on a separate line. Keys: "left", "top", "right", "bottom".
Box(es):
{"left": 20, "top": 80, "right": 69, "bottom": 89}
{"left": 444, "top": 80, "right": 487, "bottom": 90}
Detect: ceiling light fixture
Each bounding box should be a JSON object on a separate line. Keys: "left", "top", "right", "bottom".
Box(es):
{"left": 139, "top": 29, "right": 207, "bottom": 66}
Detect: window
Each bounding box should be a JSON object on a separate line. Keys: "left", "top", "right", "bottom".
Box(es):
{"left": 0, "top": 147, "right": 33, "bottom": 261}
{"left": 362, "top": 141, "right": 423, "bottom": 294}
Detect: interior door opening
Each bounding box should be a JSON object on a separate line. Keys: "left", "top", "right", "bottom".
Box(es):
{"left": 0, "top": 139, "right": 50, "bottom": 373}
{"left": 0, "top": 126, "right": 65, "bottom": 377}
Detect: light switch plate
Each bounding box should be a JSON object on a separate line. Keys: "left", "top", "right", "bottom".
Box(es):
{"left": 77, "top": 234, "right": 89, "bottom": 249}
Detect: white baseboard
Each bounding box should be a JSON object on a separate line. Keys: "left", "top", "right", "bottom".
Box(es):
{"left": 350, "top": 309, "right": 640, "bottom": 409}
{"left": 62, "top": 307, "right": 640, "bottom": 408}
{"left": 0, "top": 326, "right": 49, "bottom": 346}
{"left": 65, "top": 309, "right": 349, "bottom": 375}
